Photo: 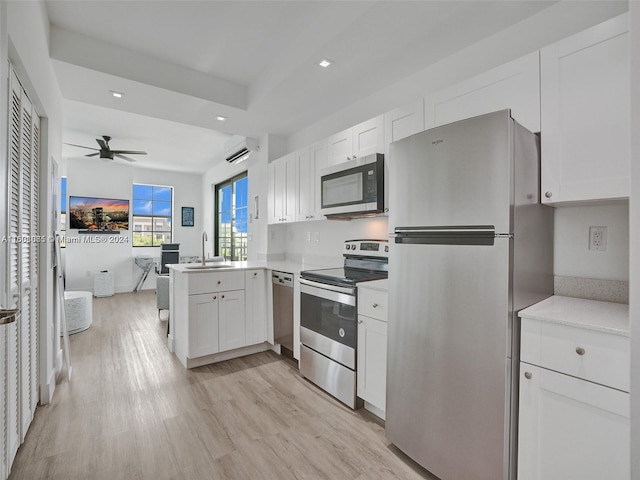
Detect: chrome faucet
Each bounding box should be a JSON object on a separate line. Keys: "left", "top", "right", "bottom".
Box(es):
{"left": 201, "top": 231, "right": 208, "bottom": 266}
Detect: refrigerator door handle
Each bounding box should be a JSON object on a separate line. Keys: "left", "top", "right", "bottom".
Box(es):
{"left": 394, "top": 226, "right": 499, "bottom": 246}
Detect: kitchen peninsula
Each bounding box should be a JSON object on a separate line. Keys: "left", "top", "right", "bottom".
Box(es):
{"left": 168, "top": 260, "right": 339, "bottom": 368}
{"left": 169, "top": 263, "right": 270, "bottom": 368}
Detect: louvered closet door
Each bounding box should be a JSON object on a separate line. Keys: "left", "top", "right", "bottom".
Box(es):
{"left": 4, "top": 69, "right": 41, "bottom": 472}
{"left": 19, "top": 87, "right": 34, "bottom": 440}
{"left": 29, "top": 114, "right": 39, "bottom": 419}
{"left": 6, "top": 70, "right": 23, "bottom": 469}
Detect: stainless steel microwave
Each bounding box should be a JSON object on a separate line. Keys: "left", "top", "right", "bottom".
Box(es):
{"left": 320, "top": 153, "right": 384, "bottom": 219}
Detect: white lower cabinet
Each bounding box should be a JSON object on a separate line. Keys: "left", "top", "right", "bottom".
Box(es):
{"left": 218, "top": 290, "right": 246, "bottom": 352}
{"left": 357, "top": 283, "right": 388, "bottom": 418}
{"left": 188, "top": 293, "right": 220, "bottom": 358}
{"left": 518, "top": 363, "right": 629, "bottom": 480}
{"left": 357, "top": 316, "right": 387, "bottom": 413}
{"left": 188, "top": 289, "right": 246, "bottom": 356}
{"left": 245, "top": 269, "right": 267, "bottom": 345}
{"left": 518, "top": 299, "right": 630, "bottom": 480}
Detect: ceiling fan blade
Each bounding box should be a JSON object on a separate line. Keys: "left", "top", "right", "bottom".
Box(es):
{"left": 96, "top": 139, "right": 108, "bottom": 150}
{"left": 111, "top": 150, "right": 147, "bottom": 155}
{"left": 85, "top": 152, "right": 100, "bottom": 157}
{"left": 115, "top": 154, "right": 137, "bottom": 162}
{"left": 65, "top": 143, "right": 99, "bottom": 151}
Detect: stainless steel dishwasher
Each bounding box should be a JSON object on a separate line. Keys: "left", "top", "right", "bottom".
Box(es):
{"left": 272, "top": 271, "right": 294, "bottom": 358}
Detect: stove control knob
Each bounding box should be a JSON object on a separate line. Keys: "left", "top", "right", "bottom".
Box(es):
{"left": 351, "top": 243, "right": 357, "bottom": 250}
{"left": 384, "top": 245, "right": 389, "bottom": 252}
{"left": 345, "top": 245, "right": 351, "bottom": 250}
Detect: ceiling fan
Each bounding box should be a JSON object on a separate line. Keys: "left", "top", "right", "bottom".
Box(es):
{"left": 65, "top": 135, "right": 147, "bottom": 162}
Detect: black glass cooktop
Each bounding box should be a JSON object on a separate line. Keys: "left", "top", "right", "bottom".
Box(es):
{"left": 300, "top": 267, "right": 388, "bottom": 288}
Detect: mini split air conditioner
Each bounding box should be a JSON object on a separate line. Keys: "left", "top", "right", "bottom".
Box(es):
{"left": 224, "top": 136, "right": 259, "bottom": 164}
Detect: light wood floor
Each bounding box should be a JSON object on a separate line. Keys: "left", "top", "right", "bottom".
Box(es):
{"left": 9, "top": 290, "right": 433, "bottom": 480}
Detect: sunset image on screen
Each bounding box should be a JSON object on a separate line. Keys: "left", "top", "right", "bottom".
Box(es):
{"left": 69, "top": 196, "right": 129, "bottom": 231}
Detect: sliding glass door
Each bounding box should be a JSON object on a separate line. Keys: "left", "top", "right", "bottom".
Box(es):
{"left": 215, "top": 172, "right": 248, "bottom": 261}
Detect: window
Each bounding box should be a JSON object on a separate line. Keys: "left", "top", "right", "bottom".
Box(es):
{"left": 132, "top": 184, "right": 173, "bottom": 247}
{"left": 60, "top": 176, "right": 67, "bottom": 247}
{"left": 215, "top": 172, "right": 248, "bottom": 261}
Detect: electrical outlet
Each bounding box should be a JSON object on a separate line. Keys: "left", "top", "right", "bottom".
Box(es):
{"left": 589, "top": 226, "right": 607, "bottom": 251}
{"left": 306, "top": 231, "right": 311, "bottom": 242}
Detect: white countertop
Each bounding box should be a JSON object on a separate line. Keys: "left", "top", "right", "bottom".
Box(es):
{"left": 358, "top": 278, "right": 388, "bottom": 292}
{"left": 169, "top": 259, "right": 341, "bottom": 275}
{"left": 519, "top": 295, "right": 629, "bottom": 337}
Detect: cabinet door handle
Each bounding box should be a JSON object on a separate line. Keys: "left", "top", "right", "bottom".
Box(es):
{"left": 358, "top": 319, "right": 363, "bottom": 324}
{"left": 372, "top": 303, "right": 378, "bottom": 308}
{"left": 212, "top": 296, "right": 217, "bottom": 300}
{"left": 524, "top": 372, "right": 532, "bottom": 380}
{"left": 217, "top": 281, "right": 221, "bottom": 285}
{"left": 221, "top": 295, "right": 225, "bottom": 299}
{"left": 253, "top": 272, "right": 257, "bottom": 277}
{"left": 576, "top": 347, "right": 586, "bottom": 356}
{"left": 545, "top": 191, "right": 553, "bottom": 199}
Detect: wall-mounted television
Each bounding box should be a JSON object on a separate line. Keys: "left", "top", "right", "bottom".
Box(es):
{"left": 69, "top": 196, "right": 129, "bottom": 231}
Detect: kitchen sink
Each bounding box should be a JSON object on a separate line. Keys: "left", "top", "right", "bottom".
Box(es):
{"left": 184, "top": 264, "right": 233, "bottom": 270}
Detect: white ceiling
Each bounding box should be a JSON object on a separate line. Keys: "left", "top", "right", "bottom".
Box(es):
{"left": 46, "top": 0, "right": 558, "bottom": 173}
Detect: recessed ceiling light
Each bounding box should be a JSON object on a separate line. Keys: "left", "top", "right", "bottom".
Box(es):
{"left": 110, "top": 90, "right": 124, "bottom": 99}
{"left": 216, "top": 116, "right": 227, "bottom": 121}
{"left": 318, "top": 58, "right": 333, "bottom": 68}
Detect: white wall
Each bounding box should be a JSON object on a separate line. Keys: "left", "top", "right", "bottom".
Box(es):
{"left": 279, "top": 218, "right": 389, "bottom": 265}
{"left": 5, "top": 1, "right": 64, "bottom": 404}
{"left": 554, "top": 203, "right": 629, "bottom": 281}
{"left": 64, "top": 158, "right": 202, "bottom": 292}
{"left": 629, "top": 1, "right": 639, "bottom": 477}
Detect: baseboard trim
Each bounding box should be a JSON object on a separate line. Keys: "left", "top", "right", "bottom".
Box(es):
{"left": 185, "top": 343, "right": 271, "bottom": 369}
{"left": 55, "top": 348, "right": 62, "bottom": 372}
{"left": 39, "top": 370, "right": 57, "bottom": 405}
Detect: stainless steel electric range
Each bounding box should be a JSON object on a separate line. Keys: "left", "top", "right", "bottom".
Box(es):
{"left": 299, "top": 240, "right": 389, "bottom": 408}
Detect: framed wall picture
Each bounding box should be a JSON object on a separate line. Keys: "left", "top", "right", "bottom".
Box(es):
{"left": 181, "top": 206, "right": 194, "bottom": 227}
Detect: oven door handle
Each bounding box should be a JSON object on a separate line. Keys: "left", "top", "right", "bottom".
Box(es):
{"left": 300, "top": 279, "right": 356, "bottom": 307}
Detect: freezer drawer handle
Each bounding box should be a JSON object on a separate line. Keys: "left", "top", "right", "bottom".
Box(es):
{"left": 524, "top": 372, "right": 532, "bottom": 380}
{"left": 575, "top": 347, "right": 586, "bottom": 356}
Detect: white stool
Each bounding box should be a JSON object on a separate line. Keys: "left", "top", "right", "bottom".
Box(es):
{"left": 64, "top": 291, "right": 93, "bottom": 334}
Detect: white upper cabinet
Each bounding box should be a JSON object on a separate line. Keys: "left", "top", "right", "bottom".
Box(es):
{"left": 268, "top": 153, "right": 297, "bottom": 224}
{"left": 540, "top": 13, "right": 629, "bottom": 204}
{"left": 384, "top": 100, "right": 425, "bottom": 147}
{"left": 296, "top": 141, "right": 328, "bottom": 222}
{"left": 352, "top": 115, "right": 384, "bottom": 158}
{"left": 424, "top": 51, "right": 540, "bottom": 133}
{"left": 327, "top": 115, "right": 384, "bottom": 166}
{"left": 384, "top": 100, "right": 425, "bottom": 212}
{"left": 327, "top": 128, "right": 353, "bottom": 166}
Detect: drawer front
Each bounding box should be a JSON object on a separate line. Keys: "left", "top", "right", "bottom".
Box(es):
{"left": 358, "top": 288, "right": 388, "bottom": 321}
{"left": 188, "top": 271, "right": 244, "bottom": 295}
{"left": 521, "top": 319, "right": 629, "bottom": 392}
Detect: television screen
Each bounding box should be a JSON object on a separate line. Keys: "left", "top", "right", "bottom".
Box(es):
{"left": 69, "top": 196, "right": 129, "bottom": 231}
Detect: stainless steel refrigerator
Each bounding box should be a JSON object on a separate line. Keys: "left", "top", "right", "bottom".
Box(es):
{"left": 386, "top": 110, "right": 553, "bottom": 480}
